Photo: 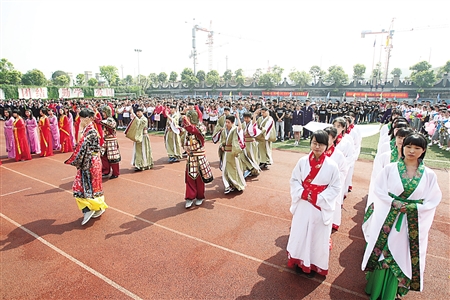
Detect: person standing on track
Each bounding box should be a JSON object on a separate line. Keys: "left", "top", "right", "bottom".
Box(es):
{"left": 287, "top": 130, "right": 341, "bottom": 278}
{"left": 12, "top": 109, "right": 32, "bottom": 162}
{"left": 65, "top": 108, "right": 108, "bottom": 226}
{"left": 38, "top": 108, "right": 53, "bottom": 157}
{"left": 126, "top": 107, "right": 154, "bottom": 171}
{"left": 362, "top": 133, "right": 442, "bottom": 300}
{"left": 164, "top": 104, "right": 183, "bottom": 163}
{"left": 182, "top": 106, "right": 213, "bottom": 208}
{"left": 256, "top": 106, "right": 276, "bottom": 169}
{"left": 100, "top": 105, "right": 121, "bottom": 179}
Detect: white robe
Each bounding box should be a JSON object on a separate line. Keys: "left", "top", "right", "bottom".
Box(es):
{"left": 328, "top": 148, "right": 348, "bottom": 229}
{"left": 287, "top": 154, "right": 341, "bottom": 273}
{"left": 346, "top": 127, "right": 362, "bottom": 190}
{"left": 336, "top": 135, "right": 354, "bottom": 196}
{"left": 361, "top": 163, "right": 442, "bottom": 291}
{"left": 377, "top": 123, "right": 390, "bottom": 149}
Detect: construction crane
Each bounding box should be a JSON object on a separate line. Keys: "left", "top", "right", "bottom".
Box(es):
{"left": 361, "top": 19, "right": 449, "bottom": 84}
{"left": 190, "top": 21, "right": 214, "bottom": 75}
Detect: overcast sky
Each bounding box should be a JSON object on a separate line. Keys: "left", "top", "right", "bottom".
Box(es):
{"left": 1, "top": 0, "right": 449, "bottom": 80}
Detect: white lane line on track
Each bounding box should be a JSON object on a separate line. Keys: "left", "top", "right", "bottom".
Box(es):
{"left": 0, "top": 213, "right": 143, "bottom": 300}
{"left": 0, "top": 166, "right": 368, "bottom": 298}
{"left": 108, "top": 206, "right": 368, "bottom": 299}
{"left": 5, "top": 163, "right": 450, "bottom": 299}
{"left": 61, "top": 176, "right": 74, "bottom": 180}
{"left": 1, "top": 187, "right": 31, "bottom": 197}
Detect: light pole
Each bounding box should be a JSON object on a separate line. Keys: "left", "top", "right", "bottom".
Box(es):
{"left": 134, "top": 49, "right": 142, "bottom": 84}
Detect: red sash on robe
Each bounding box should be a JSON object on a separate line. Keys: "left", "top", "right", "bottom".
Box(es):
{"left": 346, "top": 123, "right": 354, "bottom": 134}
{"left": 301, "top": 152, "right": 328, "bottom": 210}
{"left": 325, "top": 144, "right": 335, "bottom": 157}
{"left": 335, "top": 133, "right": 343, "bottom": 146}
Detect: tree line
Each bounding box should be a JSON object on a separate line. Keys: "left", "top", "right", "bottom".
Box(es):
{"left": 1, "top": 58, "right": 449, "bottom": 91}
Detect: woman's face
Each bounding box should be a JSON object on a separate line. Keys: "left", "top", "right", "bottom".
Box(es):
{"left": 25, "top": 111, "right": 31, "bottom": 117}
{"left": 395, "top": 135, "right": 406, "bottom": 148}
{"left": 310, "top": 136, "right": 327, "bottom": 157}
{"left": 403, "top": 144, "right": 425, "bottom": 161}
{"left": 333, "top": 122, "right": 345, "bottom": 134}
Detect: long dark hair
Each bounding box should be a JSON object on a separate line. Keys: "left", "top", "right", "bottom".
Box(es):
{"left": 4, "top": 109, "right": 12, "bottom": 120}
{"left": 79, "top": 108, "right": 95, "bottom": 118}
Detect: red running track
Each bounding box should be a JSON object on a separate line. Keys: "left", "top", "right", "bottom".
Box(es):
{"left": 1, "top": 125, "right": 449, "bottom": 299}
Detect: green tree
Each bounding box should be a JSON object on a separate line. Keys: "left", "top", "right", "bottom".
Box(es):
{"left": 169, "top": 71, "right": 178, "bottom": 82}
{"left": 76, "top": 74, "right": 85, "bottom": 86}
{"left": 148, "top": 73, "right": 158, "bottom": 87}
{"left": 437, "top": 60, "right": 450, "bottom": 78}
{"left": 235, "top": 68, "right": 244, "bottom": 78}
{"left": 99, "top": 65, "right": 119, "bottom": 86}
{"left": 158, "top": 72, "right": 168, "bottom": 84}
{"left": 309, "top": 65, "right": 326, "bottom": 85}
{"left": 288, "top": 69, "right": 311, "bottom": 88}
{"left": 181, "top": 68, "right": 198, "bottom": 88}
{"left": 54, "top": 74, "right": 70, "bottom": 86}
{"left": 136, "top": 75, "right": 150, "bottom": 90}
{"left": 353, "top": 64, "right": 366, "bottom": 79}
{"left": 0, "top": 58, "right": 22, "bottom": 84}
{"left": 324, "top": 65, "right": 349, "bottom": 87}
{"left": 125, "top": 75, "right": 133, "bottom": 85}
{"left": 390, "top": 68, "right": 402, "bottom": 77}
{"left": 271, "top": 65, "right": 284, "bottom": 84}
{"left": 223, "top": 69, "right": 233, "bottom": 82}
{"left": 22, "top": 69, "right": 47, "bottom": 86}
{"left": 196, "top": 70, "right": 206, "bottom": 82}
{"left": 410, "top": 61, "right": 436, "bottom": 88}
{"left": 235, "top": 75, "right": 245, "bottom": 85}
{"left": 52, "top": 70, "right": 70, "bottom": 85}
{"left": 372, "top": 62, "right": 382, "bottom": 80}
{"left": 87, "top": 77, "right": 98, "bottom": 86}
{"left": 252, "top": 69, "right": 262, "bottom": 82}
{"left": 206, "top": 70, "right": 220, "bottom": 86}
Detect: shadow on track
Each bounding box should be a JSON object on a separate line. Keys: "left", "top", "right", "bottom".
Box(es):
{"left": 0, "top": 219, "right": 82, "bottom": 251}
{"left": 236, "top": 235, "right": 324, "bottom": 300}
{"left": 105, "top": 200, "right": 216, "bottom": 240}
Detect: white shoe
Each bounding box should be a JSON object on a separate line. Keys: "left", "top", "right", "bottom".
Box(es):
{"left": 185, "top": 200, "right": 194, "bottom": 208}
{"left": 428, "top": 142, "right": 433, "bottom": 146}
{"left": 224, "top": 187, "right": 234, "bottom": 194}
{"left": 446, "top": 147, "right": 450, "bottom": 151}
{"left": 92, "top": 209, "right": 105, "bottom": 218}
{"left": 81, "top": 210, "right": 95, "bottom": 225}
{"left": 243, "top": 170, "right": 251, "bottom": 178}
{"left": 195, "top": 199, "right": 204, "bottom": 206}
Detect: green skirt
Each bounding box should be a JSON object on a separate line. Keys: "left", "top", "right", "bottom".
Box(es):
{"left": 365, "top": 262, "right": 399, "bottom": 300}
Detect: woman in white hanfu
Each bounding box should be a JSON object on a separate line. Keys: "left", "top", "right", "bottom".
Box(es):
{"left": 323, "top": 126, "right": 348, "bottom": 231}
{"left": 362, "top": 133, "right": 442, "bottom": 300}
{"left": 363, "top": 128, "right": 414, "bottom": 242}
{"left": 287, "top": 130, "right": 341, "bottom": 278}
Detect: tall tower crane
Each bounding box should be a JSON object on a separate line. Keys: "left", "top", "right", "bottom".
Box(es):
{"left": 190, "top": 21, "right": 214, "bottom": 75}
{"left": 361, "top": 19, "right": 448, "bottom": 84}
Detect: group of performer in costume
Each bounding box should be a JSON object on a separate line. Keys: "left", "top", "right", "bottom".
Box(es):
{"left": 2, "top": 98, "right": 445, "bottom": 299}
{"left": 286, "top": 109, "right": 442, "bottom": 300}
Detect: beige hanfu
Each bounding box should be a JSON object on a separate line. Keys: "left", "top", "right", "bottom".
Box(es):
{"left": 164, "top": 112, "right": 182, "bottom": 159}
{"left": 255, "top": 115, "right": 276, "bottom": 165}
{"left": 239, "top": 120, "right": 261, "bottom": 176}
{"left": 220, "top": 125, "right": 246, "bottom": 191}
{"left": 126, "top": 116, "right": 153, "bottom": 170}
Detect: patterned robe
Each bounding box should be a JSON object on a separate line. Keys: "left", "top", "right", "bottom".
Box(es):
{"left": 362, "top": 161, "right": 442, "bottom": 297}
{"left": 64, "top": 122, "right": 108, "bottom": 211}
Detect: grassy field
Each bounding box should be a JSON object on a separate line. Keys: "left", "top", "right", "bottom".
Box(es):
{"left": 145, "top": 130, "right": 450, "bottom": 170}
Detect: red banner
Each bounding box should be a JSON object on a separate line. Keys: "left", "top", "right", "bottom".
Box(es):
{"left": 262, "top": 91, "right": 308, "bottom": 96}
{"left": 345, "top": 92, "right": 409, "bottom": 98}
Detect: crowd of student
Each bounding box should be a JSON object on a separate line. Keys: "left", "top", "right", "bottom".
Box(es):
{"left": 1, "top": 95, "right": 446, "bottom": 299}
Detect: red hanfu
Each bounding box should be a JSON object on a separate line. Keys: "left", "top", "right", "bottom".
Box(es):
{"left": 39, "top": 115, "right": 53, "bottom": 157}
{"left": 13, "top": 116, "right": 32, "bottom": 161}
{"left": 93, "top": 111, "right": 104, "bottom": 146}
{"left": 59, "top": 115, "right": 73, "bottom": 153}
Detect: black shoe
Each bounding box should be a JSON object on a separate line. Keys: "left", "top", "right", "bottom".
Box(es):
{"left": 110, "top": 175, "right": 118, "bottom": 179}
{"left": 306, "top": 271, "right": 315, "bottom": 278}
{"left": 102, "top": 173, "right": 110, "bottom": 178}
{"left": 134, "top": 168, "right": 142, "bottom": 172}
